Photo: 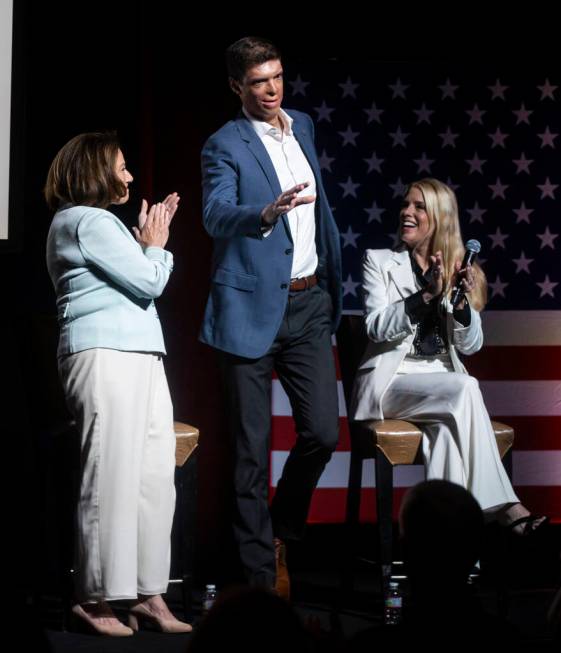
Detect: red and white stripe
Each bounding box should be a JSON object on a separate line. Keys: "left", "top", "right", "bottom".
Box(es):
{"left": 270, "top": 311, "right": 561, "bottom": 524}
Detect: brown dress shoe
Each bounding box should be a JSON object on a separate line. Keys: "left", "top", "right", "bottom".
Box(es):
{"left": 274, "top": 538, "right": 290, "bottom": 601}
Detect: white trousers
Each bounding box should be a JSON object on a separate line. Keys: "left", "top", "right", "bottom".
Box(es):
{"left": 382, "top": 357, "right": 519, "bottom": 512}
{"left": 58, "top": 348, "right": 176, "bottom": 601}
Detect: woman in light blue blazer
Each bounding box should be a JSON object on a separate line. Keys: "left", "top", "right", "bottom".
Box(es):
{"left": 45, "top": 132, "right": 191, "bottom": 635}
{"left": 351, "top": 178, "right": 546, "bottom": 536}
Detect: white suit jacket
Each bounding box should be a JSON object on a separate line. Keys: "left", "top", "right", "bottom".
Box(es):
{"left": 351, "top": 248, "right": 484, "bottom": 420}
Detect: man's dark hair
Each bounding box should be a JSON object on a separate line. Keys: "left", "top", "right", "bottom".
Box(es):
{"left": 226, "top": 36, "right": 281, "bottom": 82}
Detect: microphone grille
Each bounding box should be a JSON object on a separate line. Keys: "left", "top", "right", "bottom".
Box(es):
{"left": 466, "top": 239, "right": 481, "bottom": 254}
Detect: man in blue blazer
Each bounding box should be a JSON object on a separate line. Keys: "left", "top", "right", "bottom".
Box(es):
{"left": 200, "top": 37, "right": 342, "bottom": 594}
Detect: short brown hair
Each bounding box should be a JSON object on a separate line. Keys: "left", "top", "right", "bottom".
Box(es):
{"left": 44, "top": 132, "right": 127, "bottom": 210}
{"left": 226, "top": 36, "right": 281, "bottom": 82}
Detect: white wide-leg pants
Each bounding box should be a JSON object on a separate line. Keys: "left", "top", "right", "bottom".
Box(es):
{"left": 382, "top": 357, "right": 519, "bottom": 512}
{"left": 58, "top": 348, "right": 176, "bottom": 601}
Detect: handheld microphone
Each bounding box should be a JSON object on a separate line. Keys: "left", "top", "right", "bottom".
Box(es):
{"left": 451, "top": 239, "right": 481, "bottom": 307}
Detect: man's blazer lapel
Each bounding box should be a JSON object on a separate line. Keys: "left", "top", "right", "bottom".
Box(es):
{"left": 235, "top": 115, "right": 292, "bottom": 242}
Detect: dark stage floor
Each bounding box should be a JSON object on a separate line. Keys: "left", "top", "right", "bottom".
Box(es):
{"left": 31, "top": 524, "right": 560, "bottom": 652}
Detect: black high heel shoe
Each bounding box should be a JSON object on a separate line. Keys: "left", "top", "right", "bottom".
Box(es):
{"left": 506, "top": 514, "right": 549, "bottom": 536}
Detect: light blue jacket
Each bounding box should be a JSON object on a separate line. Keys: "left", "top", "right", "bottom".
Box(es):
{"left": 46, "top": 205, "right": 173, "bottom": 357}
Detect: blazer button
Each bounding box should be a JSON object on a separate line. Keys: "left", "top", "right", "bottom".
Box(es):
{"left": 285, "top": 248, "right": 293, "bottom": 255}
{"left": 280, "top": 283, "right": 288, "bottom": 289}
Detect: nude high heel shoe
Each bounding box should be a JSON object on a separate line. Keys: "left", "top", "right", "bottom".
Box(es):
{"left": 128, "top": 601, "right": 193, "bottom": 634}
{"left": 71, "top": 602, "right": 134, "bottom": 637}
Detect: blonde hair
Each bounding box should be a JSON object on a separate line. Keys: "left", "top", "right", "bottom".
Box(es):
{"left": 405, "top": 178, "right": 487, "bottom": 311}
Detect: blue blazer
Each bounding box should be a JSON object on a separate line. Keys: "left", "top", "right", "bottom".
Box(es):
{"left": 200, "top": 109, "right": 342, "bottom": 359}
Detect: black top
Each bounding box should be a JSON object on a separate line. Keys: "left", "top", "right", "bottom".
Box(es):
{"left": 404, "top": 254, "right": 470, "bottom": 357}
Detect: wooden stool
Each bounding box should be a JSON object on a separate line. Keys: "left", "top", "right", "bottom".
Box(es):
{"left": 336, "top": 314, "right": 515, "bottom": 589}
{"left": 347, "top": 417, "right": 514, "bottom": 585}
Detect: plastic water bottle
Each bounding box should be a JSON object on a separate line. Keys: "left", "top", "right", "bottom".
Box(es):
{"left": 383, "top": 581, "right": 403, "bottom": 625}
{"left": 202, "top": 584, "right": 217, "bottom": 615}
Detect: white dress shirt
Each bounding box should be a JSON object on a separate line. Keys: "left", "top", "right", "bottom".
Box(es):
{"left": 243, "top": 107, "right": 318, "bottom": 279}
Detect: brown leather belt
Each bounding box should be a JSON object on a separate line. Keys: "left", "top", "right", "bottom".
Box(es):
{"left": 289, "top": 274, "right": 318, "bottom": 291}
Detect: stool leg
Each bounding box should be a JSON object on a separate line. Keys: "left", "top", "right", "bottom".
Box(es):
{"left": 375, "top": 454, "right": 394, "bottom": 588}
{"left": 340, "top": 449, "right": 363, "bottom": 599}
{"left": 346, "top": 450, "right": 363, "bottom": 526}
{"left": 173, "top": 452, "right": 197, "bottom": 620}
{"left": 181, "top": 453, "right": 197, "bottom": 619}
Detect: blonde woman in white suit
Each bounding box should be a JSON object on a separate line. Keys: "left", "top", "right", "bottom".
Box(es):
{"left": 351, "top": 178, "right": 546, "bottom": 535}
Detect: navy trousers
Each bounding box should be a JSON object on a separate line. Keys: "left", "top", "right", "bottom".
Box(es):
{"left": 219, "top": 284, "right": 339, "bottom": 587}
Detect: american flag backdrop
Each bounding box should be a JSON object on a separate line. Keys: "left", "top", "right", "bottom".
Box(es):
{"left": 269, "top": 60, "right": 561, "bottom": 523}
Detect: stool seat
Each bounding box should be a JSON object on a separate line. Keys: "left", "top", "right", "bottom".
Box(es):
{"left": 491, "top": 421, "right": 514, "bottom": 458}
{"left": 355, "top": 419, "right": 423, "bottom": 465}
{"left": 174, "top": 421, "right": 199, "bottom": 467}
{"left": 354, "top": 418, "right": 514, "bottom": 466}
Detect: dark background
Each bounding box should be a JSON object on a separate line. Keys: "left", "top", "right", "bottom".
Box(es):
{"left": 3, "top": 1, "right": 556, "bottom": 597}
